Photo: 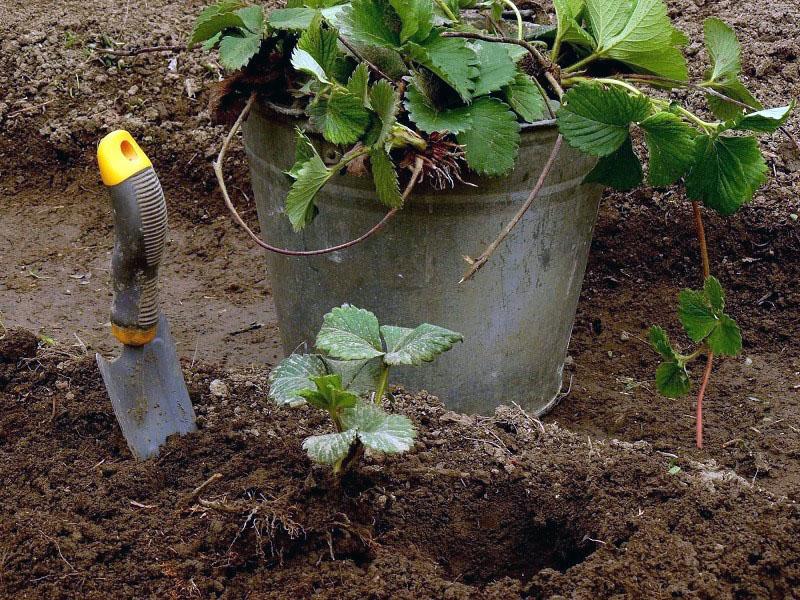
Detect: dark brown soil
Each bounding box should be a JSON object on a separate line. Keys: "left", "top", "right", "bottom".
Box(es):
{"left": 1, "top": 0, "right": 800, "bottom": 595}
{"left": 2, "top": 336, "right": 799, "bottom": 598}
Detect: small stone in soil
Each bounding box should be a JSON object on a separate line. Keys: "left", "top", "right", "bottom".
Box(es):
{"left": 209, "top": 379, "right": 229, "bottom": 398}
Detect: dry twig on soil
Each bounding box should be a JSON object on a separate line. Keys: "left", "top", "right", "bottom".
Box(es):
{"left": 97, "top": 44, "right": 185, "bottom": 57}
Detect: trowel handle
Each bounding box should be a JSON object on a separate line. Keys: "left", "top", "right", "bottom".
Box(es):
{"left": 97, "top": 130, "right": 167, "bottom": 347}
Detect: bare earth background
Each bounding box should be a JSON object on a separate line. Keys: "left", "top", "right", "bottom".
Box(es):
{"left": 1, "top": 0, "right": 799, "bottom": 496}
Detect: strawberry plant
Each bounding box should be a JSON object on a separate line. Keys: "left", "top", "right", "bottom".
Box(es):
{"left": 193, "top": 0, "right": 794, "bottom": 447}
{"left": 268, "top": 304, "right": 462, "bottom": 471}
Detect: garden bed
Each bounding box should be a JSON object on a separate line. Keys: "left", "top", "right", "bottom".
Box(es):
{"left": 1, "top": 329, "right": 799, "bottom": 598}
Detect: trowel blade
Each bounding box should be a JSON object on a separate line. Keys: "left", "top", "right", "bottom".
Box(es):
{"left": 96, "top": 314, "right": 196, "bottom": 460}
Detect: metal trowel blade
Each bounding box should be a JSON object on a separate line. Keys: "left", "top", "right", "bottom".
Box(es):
{"left": 96, "top": 314, "right": 196, "bottom": 460}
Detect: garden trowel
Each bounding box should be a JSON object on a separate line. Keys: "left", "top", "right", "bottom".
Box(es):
{"left": 95, "top": 130, "right": 196, "bottom": 460}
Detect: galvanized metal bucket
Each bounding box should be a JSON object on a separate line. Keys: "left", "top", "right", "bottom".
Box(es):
{"left": 242, "top": 105, "right": 602, "bottom": 416}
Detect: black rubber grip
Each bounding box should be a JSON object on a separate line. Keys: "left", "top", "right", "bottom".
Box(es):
{"left": 107, "top": 167, "right": 167, "bottom": 332}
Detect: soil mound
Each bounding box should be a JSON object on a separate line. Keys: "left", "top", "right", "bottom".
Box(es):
{"left": 1, "top": 331, "right": 798, "bottom": 598}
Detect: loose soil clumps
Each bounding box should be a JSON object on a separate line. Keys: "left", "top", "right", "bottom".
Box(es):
{"left": 1, "top": 331, "right": 798, "bottom": 598}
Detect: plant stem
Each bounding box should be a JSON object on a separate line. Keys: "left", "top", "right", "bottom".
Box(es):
{"left": 590, "top": 77, "right": 644, "bottom": 95}
{"left": 692, "top": 202, "right": 711, "bottom": 280}
{"left": 374, "top": 365, "right": 390, "bottom": 404}
{"left": 434, "top": 0, "right": 459, "bottom": 22}
{"left": 691, "top": 200, "right": 713, "bottom": 450}
{"left": 674, "top": 106, "right": 718, "bottom": 133}
{"left": 331, "top": 411, "right": 344, "bottom": 433}
{"left": 676, "top": 344, "right": 707, "bottom": 364}
{"left": 497, "top": 0, "right": 524, "bottom": 40}
{"left": 562, "top": 52, "right": 600, "bottom": 74}
{"left": 337, "top": 34, "right": 393, "bottom": 81}
{"left": 550, "top": 34, "right": 562, "bottom": 63}
{"left": 460, "top": 134, "right": 563, "bottom": 282}
{"left": 336, "top": 440, "right": 365, "bottom": 474}
{"left": 696, "top": 351, "right": 713, "bottom": 450}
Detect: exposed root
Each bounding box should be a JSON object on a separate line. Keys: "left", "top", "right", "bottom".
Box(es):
{"left": 399, "top": 132, "right": 471, "bottom": 190}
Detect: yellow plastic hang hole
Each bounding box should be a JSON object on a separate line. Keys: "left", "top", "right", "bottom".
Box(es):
{"left": 97, "top": 130, "right": 152, "bottom": 186}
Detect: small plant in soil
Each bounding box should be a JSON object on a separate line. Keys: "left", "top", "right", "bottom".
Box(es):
{"left": 269, "top": 304, "right": 462, "bottom": 471}
{"left": 193, "top": 0, "right": 794, "bottom": 447}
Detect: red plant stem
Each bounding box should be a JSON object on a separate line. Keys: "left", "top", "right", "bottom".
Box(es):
{"left": 692, "top": 202, "right": 710, "bottom": 280}
{"left": 695, "top": 351, "right": 714, "bottom": 449}
{"left": 691, "top": 201, "right": 712, "bottom": 449}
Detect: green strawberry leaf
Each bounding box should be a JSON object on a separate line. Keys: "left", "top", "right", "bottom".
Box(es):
{"left": 403, "top": 83, "right": 472, "bottom": 134}
{"left": 706, "top": 314, "right": 742, "bottom": 356}
{"left": 341, "top": 401, "right": 416, "bottom": 454}
{"left": 503, "top": 73, "right": 548, "bottom": 123}
{"left": 190, "top": 3, "right": 246, "bottom": 45}
{"left": 346, "top": 63, "right": 371, "bottom": 107}
{"left": 285, "top": 150, "right": 333, "bottom": 230}
{"left": 584, "top": 0, "right": 632, "bottom": 43}
{"left": 553, "top": 0, "right": 595, "bottom": 52}
{"left": 730, "top": 103, "right": 794, "bottom": 134}
{"left": 269, "top": 353, "right": 328, "bottom": 406}
{"left": 316, "top": 304, "right": 385, "bottom": 360}
{"left": 321, "top": 357, "right": 383, "bottom": 397}
{"left": 640, "top": 111, "right": 696, "bottom": 186}
{"left": 380, "top": 323, "right": 463, "bottom": 366}
{"left": 655, "top": 361, "right": 691, "bottom": 397}
{"left": 704, "top": 276, "right": 725, "bottom": 312}
{"left": 303, "top": 430, "right": 357, "bottom": 463}
{"left": 685, "top": 134, "right": 768, "bottom": 216}
{"left": 586, "top": 0, "right": 688, "bottom": 80}
{"left": 298, "top": 373, "right": 360, "bottom": 411}
{"left": 701, "top": 18, "right": 763, "bottom": 120}
{"left": 370, "top": 148, "right": 403, "bottom": 207}
{"left": 406, "top": 35, "right": 479, "bottom": 102}
{"left": 218, "top": 31, "right": 261, "bottom": 69}
{"left": 703, "top": 18, "right": 741, "bottom": 85}
{"left": 357, "top": 46, "right": 409, "bottom": 79}
{"left": 308, "top": 89, "right": 371, "bottom": 145}
{"left": 557, "top": 82, "right": 651, "bottom": 157}
{"left": 678, "top": 288, "right": 717, "bottom": 343}
{"left": 297, "top": 12, "right": 340, "bottom": 77}
{"left": 286, "top": 129, "right": 318, "bottom": 179}
{"left": 340, "top": 0, "right": 400, "bottom": 48}
{"left": 706, "top": 79, "right": 762, "bottom": 121}
{"left": 267, "top": 6, "right": 343, "bottom": 31}
{"left": 291, "top": 47, "right": 332, "bottom": 83}
{"left": 236, "top": 5, "right": 264, "bottom": 34}
{"left": 456, "top": 97, "right": 520, "bottom": 177}
{"left": 583, "top": 136, "right": 642, "bottom": 190}
{"left": 469, "top": 41, "right": 518, "bottom": 97}
{"left": 369, "top": 79, "right": 400, "bottom": 146}
{"left": 269, "top": 7, "right": 318, "bottom": 30}
{"left": 648, "top": 325, "right": 677, "bottom": 362}
{"left": 389, "top": 0, "right": 433, "bottom": 43}
{"left": 672, "top": 277, "right": 741, "bottom": 357}
{"left": 202, "top": 32, "right": 223, "bottom": 51}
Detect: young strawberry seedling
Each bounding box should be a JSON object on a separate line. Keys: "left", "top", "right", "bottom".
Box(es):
{"left": 269, "top": 305, "right": 462, "bottom": 472}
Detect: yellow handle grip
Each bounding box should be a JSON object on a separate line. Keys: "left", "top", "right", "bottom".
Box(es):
{"left": 97, "top": 130, "right": 153, "bottom": 186}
